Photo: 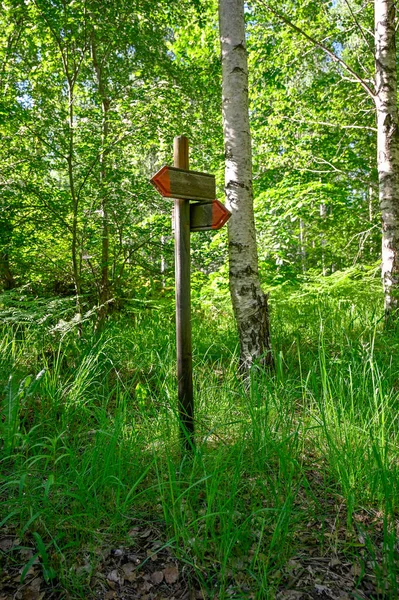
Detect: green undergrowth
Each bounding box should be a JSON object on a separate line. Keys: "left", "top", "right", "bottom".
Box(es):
{"left": 1, "top": 275, "right": 399, "bottom": 598}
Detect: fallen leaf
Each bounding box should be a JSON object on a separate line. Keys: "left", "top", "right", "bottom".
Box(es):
{"left": 122, "top": 562, "right": 137, "bottom": 583}
{"left": 315, "top": 584, "right": 330, "bottom": 594}
{"left": 140, "top": 580, "right": 153, "bottom": 592}
{"left": 20, "top": 549, "right": 34, "bottom": 561}
{"left": 140, "top": 529, "right": 152, "bottom": 538}
{"left": 0, "top": 537, "right": 16, "bottom": 551}
{"left": 128, "top": 527, "right": 140, "bottom": 538}
{"left": 329, "top": 557, "right": 341, "bottom": 568}
{"left": 151, "top": 570, "right": 164, "bottom": 585}
{"left": 19, "top": 564, "right": 39, "bottom": 577}
{"left": 163, "top": 564, "right": 179, "bottom": 584}
{"left": 29, "top": 581, "right": 41, "bottom": 593}
{"left": 107, "top": 569, "right": 122, "bottom": 585}
{"left": 21, "top": 577, "right": 42, "bottom": 600}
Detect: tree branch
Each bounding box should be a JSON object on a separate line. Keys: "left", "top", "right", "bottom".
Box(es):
{"left": 342, "top": 0, "right": 375, "bottom": 59}
{"left": 254, "top": 0, "right": 376, "bottom": 100}
{"left": 281, "top": 115, "right": 377, "bottom": 132}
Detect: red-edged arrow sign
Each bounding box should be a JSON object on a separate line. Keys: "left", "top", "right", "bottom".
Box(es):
{"left": 190, "top": 200, "right": 231, "bottom": 232}
{"left": 150, "top": 166, "right": 216, "bottom": 202}
{"left": 172, "top": 200, "right": 231, "bottom": 232}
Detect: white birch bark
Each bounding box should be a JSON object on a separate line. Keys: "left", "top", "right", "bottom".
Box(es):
{"left": 219, "top": 0, "right": 272, "bottom": 371}
{"left": 320, "top": 203, "right": 327, "bottom": 276}
{"left": 299, "top": 218, "right": 306, "bottom": 274}
{"left": 375, "top": 0, "right": 399, "bottom": 318}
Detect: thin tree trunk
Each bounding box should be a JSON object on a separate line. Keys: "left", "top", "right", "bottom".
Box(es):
{"left": 39, "top": 9, "right": 86, "bottom": 329}
{"left": 99, "top": 98, "right": 110, "bottom": 318}
{"left": 375, "top": 0, "right": 399, "bottom": 319}
{"left": 0, "top": 251, "right": 15, "bottom": 290}
{"left": 91, "top": 36, "right": 111, "bottom": 328}
{"left": 67, "top": 80, "right": 82, "bottom": 321}
{"left": 0, "top": 219, "right": 15, "bottom": 290}
{"left": 299, "top": 218, "right": 306, "bottom": 274}
{"left": 320, "top": 202, "right": 327, "bottom": 275}
{"left": 219, "top": 0, "right": 273, "bottom": 372}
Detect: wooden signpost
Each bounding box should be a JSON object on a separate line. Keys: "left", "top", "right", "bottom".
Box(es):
{"left": 150, "top": 136, "right": 231, "bottom": 450}
{"left": 189, "top": 200, "right": 231, "bottom": 232}
{"left": 151, "top": 165, "right": 216, "bottom": 202}
{"left": 171, "top": 201, "right": 231, "bottom": 233}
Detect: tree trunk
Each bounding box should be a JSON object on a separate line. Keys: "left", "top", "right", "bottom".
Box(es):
{"left": 91, "top": 36, "right": 111, "bottom": 329}
{"left": 219, "top": 0, "right": 273, "bottom": 372}
{"left": 0, "top": 251, "right": 15, "bottom": 290}
{"left": 99, "top": 99, "right": 110, "bottom": 318}
{"left": 0, "top": 218, "right": 15, "bottom": 291}
{"left": 67, "top": 80, "right": 82, "bottom": 323}
{"left": 375, "top": 0, "right": 399, "bottom": 320}
{"left": 299, "top": 218, "right": 306, "bottom": 274}
{"left": 320, "top": 203, "right": 327, "bottom": 275}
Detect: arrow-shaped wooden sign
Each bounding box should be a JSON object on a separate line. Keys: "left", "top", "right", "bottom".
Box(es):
{"left": 149, "top": 141, "right": 231, "bottom": 453}
{"left": 172, "top": 200, "right": 231, "bottom": 232}
{"left": 190, "top": 200, "right": 231, "bottom": 232}
{"left": 150, "top": 165, "right": 216, "bottom": 202}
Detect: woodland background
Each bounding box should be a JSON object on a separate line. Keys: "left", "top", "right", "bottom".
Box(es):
{"left": 1, "top": 1, "right": 398, "bottom": 599}
{"left": 1, "top": 0, "right": 380, "bottom": 301}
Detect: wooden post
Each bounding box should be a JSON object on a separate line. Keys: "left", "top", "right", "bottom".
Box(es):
{"left": 173, "top": 135, "right": 194, "bottom": 450}
{"left": 150, "top": 139, "right": 230, "bottom": 449}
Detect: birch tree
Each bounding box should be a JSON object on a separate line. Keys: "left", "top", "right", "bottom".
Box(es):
{"left": 219, "top": 0, "right": 273, "bottom": 370}
{"left": 255, "top": 0, "right": 399, "bottom": 320}
{"left": 375, "top": 0, "right": 399, "bottom": 319}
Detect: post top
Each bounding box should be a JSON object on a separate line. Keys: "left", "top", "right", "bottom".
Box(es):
{"left": 174, "top": 135, "right": 189, "bottom": 170}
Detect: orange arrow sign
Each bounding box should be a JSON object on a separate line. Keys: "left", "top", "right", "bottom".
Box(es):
{"left": 150, "top": 166, "right": 216, "bottom": 202}
{"left": 190, "top": 200, "right": 231, "bottom": 232}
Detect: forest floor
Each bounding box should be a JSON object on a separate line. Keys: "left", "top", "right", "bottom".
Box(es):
{"left": 0, "top": 514, "right": 390, "bottom": 600}
{"left": 0, "top": 493, "right": 392, "bottom": 599}
{"left": 1, "top": 282, "right": 399, "bottom": 599}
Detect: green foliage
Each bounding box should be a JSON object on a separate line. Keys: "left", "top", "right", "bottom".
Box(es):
{"left": 248, "top": 0, "right": 378, "bottom": 277}
{"left": 0, "top": 0, "right": 224, "bottom": 300}
{"left": 1, "top": 0, "right": 383, "bottom": 300}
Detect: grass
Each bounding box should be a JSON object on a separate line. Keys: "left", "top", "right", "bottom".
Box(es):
{"left": 1, "top": 278, "right": 399, "bottom": 598}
